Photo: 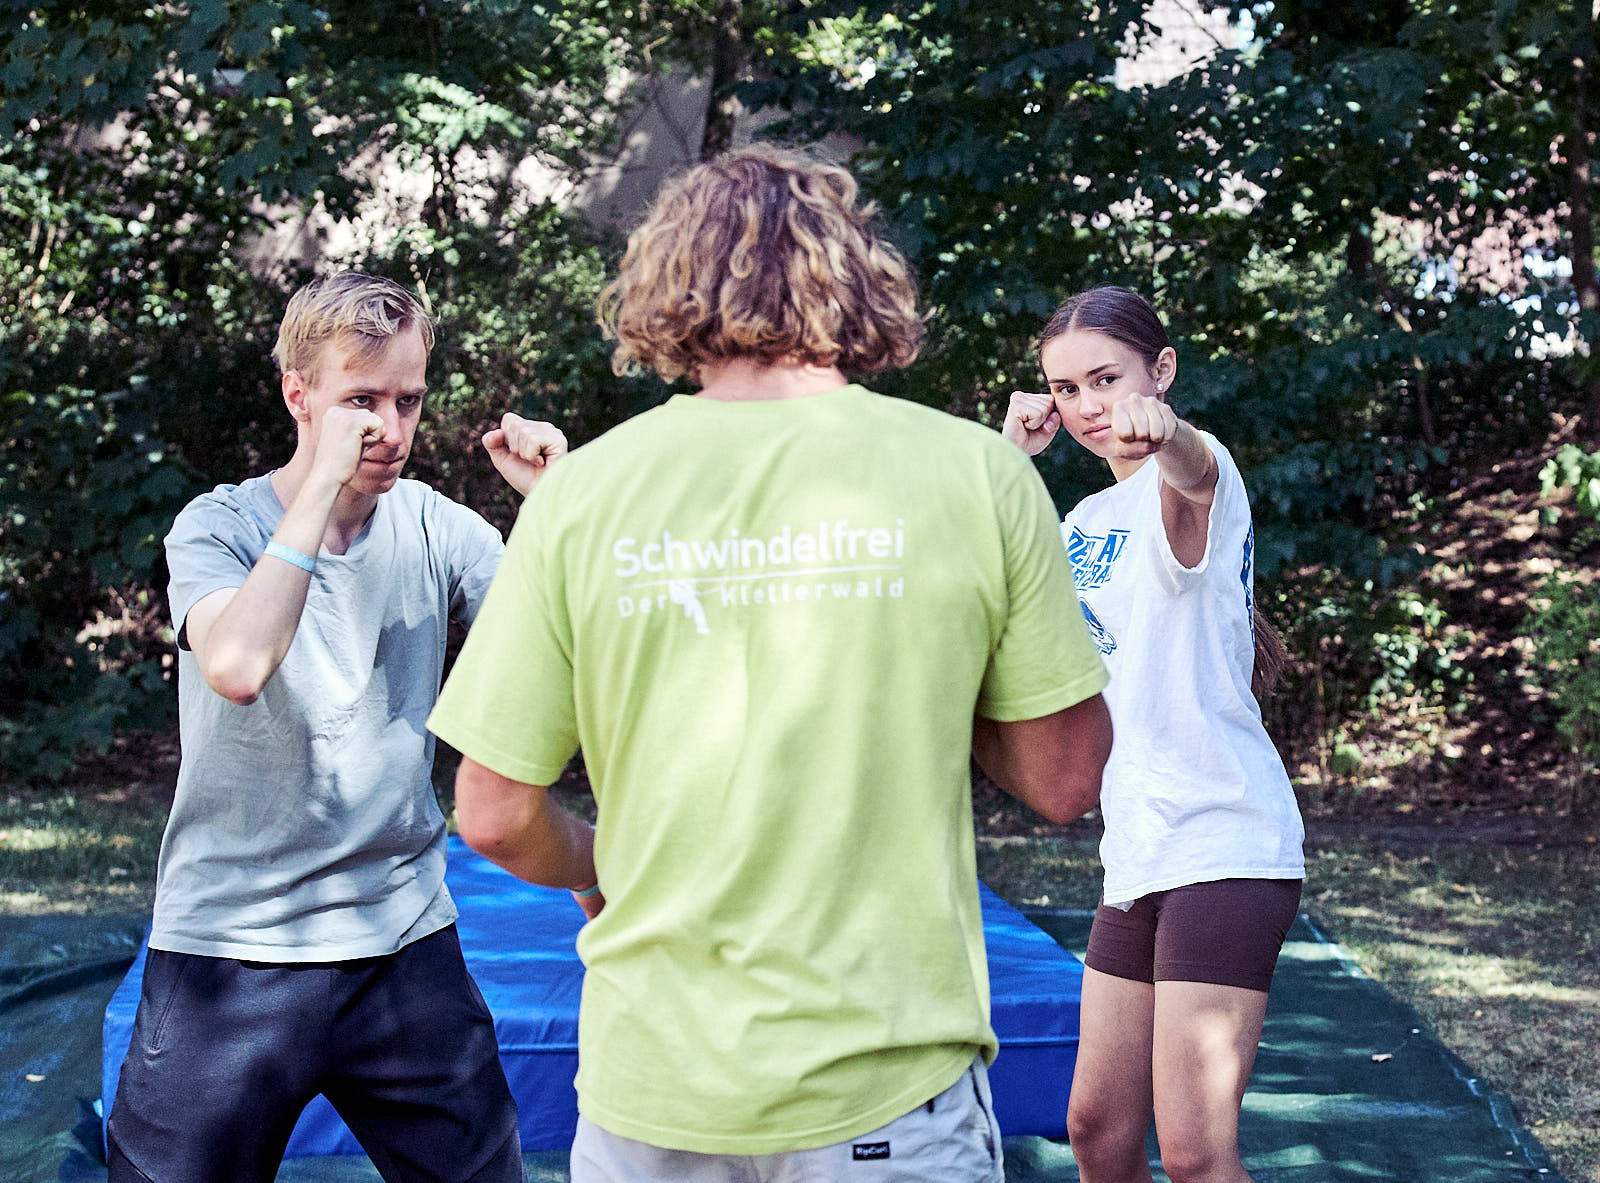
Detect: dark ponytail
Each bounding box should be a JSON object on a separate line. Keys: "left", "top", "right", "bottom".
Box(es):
{"left": 1251, "top": 609, "right": 1290, "bottom": 700}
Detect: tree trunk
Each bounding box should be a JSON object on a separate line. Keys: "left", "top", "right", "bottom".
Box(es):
{"left": 1413, "top": 364, "right": 1437, "bottom": 449}
{"left": 700, "top": 0, "right": 744, "bottom": 161}
{"left": 1572, "top": 20, "right": 1600, "bottom": 429}
{"left": 1572, "top": 63, "right": 1596, "bottom": 313}
{"left": 1346, "top": 224, "right": 1373, "bottom": 285}
{"left": 1389, "top": 306, "right": 1438, "bottom": 449}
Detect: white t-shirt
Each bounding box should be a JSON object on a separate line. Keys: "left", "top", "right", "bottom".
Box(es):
{"left": 1061, "top": 432, "right": 1304, "bottom": 907}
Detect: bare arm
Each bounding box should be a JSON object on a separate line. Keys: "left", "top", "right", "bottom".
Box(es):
{"left": 1111, "top": 397, "right": 1219, "bottom": 569}
{"left": 187, "top": 473, "right": 343, "bottom": 705}
{"left": 1154, "top": 420, "right": 1218, "bottom": 569}
{"left": 454, "top": 757, "right": 603, "bottom": 917}
{"left": 188, "top": 408, "right": 381, "bottom": 705}
{"left": 972, "top": 694, "right": 1113, "bottom": 825}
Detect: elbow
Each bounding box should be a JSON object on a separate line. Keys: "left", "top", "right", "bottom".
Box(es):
{"left": 198, "top": 643, "right": 274, "bottom": 706}
{"left": 1033, "top": 775, "right": 1102, "bottom": 826}
{"left": 203, "top": 666, "right": 266, "bottom": 706}
{"left": 454, "top": 764, "right": 536, "bottom": 864}
{"left": 456, "top": 810, "right": 518, "bottom": 862}
{"left": 1033, "top": 701, "right": 1112, "bottom": 824}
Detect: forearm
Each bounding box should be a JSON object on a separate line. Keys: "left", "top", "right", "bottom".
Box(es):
{"left": 270, "top": 470, "right": 344, "bottom": 557}
{"left": 1154, "top": 419, "right": 1217, "bottom": 502}
{"left": 455, "top": 758, "right": 597, "bottom": 889}
{"left": 972, "top": 698, "right": 1112, "bottom": 825}
{"left": 195, "top": 475, "right": 341, "bottom": 703}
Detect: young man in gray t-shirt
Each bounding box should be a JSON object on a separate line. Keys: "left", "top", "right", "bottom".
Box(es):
{"left": 106, "top": 271, "right": 566, "bottom": 1182}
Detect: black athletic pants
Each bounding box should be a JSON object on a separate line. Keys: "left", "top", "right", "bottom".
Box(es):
{"left": 106, "top": 924, "right": 522, "bottom": 1182}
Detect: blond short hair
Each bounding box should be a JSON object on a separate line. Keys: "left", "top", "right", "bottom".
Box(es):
{"left": 597, "top": 144, "right": 924, "bottom": 383}
{"left": 272, "top": 271, "right": 434, "bottom": 382}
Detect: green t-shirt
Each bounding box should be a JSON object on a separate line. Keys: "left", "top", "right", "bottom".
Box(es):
{"left": 428, "top": 385, "right": 1107, "bottom": 1154}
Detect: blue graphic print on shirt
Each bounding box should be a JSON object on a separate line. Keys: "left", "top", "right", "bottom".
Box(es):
{"left": 1065, "top": 527, "right": 1130, "bottom": 590}
{"left": 1080, "top": 599, "right": 1117, "bottom": 656}
{"left": 1241, "top": 523, "right": 1255, "bottom": 626}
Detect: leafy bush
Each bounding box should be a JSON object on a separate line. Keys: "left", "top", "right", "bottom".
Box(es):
{"left": 1266, "top": 569, "right": 1472, "bottom": 780}
{"left": 1525, "top": 444, "right": 1600, "bottom": 808}
{"left": 1365, "top": 590, "right": 1473, "bottom": 712}
{"left": 1540, "top": 444, "right": 1600, "bottom": 521}
{"left": 0, "top": 385, "right": 200, "bottom": 779}
{"left": 2, "top": 121, "right": 286, "bottom": 782}
{"left": 1522, "top": 572, "right": 1600, "bottom": 808}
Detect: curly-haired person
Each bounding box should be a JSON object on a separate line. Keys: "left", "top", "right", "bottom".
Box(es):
{"left": 427, "top": 144, "right": 1114, "bottom": 1183}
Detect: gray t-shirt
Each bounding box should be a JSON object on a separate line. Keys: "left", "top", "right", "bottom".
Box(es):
{"left": 153, "top": 474, "right": 504, "bottom": 961}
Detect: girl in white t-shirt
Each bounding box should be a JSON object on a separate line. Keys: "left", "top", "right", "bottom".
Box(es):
{"left": 1001, "top": 285, "right": 1304, "bottom": 1183}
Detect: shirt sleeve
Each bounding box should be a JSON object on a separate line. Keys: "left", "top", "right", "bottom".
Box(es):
{"left": 976, "top": 450, "right": 1110, "bottom": 722}
{"left": 164, "top": 490, "right": 261, "bottom": 649}
{"left": 1149, "top": 431, "right": 1244, "bottom": 597}
{"left": 429, "top": 490, "right": 506, "bottom": 627}
{"left": 428, "top": 484, "right": 579, "bottom": 786}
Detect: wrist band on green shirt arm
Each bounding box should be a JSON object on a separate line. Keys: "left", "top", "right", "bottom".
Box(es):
{"left": 264, "top": 541, "right": 316, "bottom": 572}
{"left": 572, "top": 882, "right": 601, "bottom": 899}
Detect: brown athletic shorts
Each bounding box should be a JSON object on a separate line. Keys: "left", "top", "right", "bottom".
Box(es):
{"left": 1083, "top": 877, "right": 1303, "bottom": 992}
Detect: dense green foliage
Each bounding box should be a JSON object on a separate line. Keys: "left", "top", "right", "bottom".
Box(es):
{"left": 2, "top": 0, "right": 649, "bottom": 776}
{"left": 1524, "top": 570, "right": 1600, "bottom": 798}
{"left": 1540, "top": 442, "right": 1600, "bottom": 520}
{"left": 1525, "top": 446, "right": 1600, "bottom": 805}
{"left": 2, "top": 0, "right": 1596, "bottom": 788}
{"left": 744, "top": 0, "right": 1594, "bottom": 568}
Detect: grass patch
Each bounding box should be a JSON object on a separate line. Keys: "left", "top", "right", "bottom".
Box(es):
{"left": 1301, "top": 837, "right": 1600, "bottom": 1183}
{"left": 0, "top": 787, "right": 164, "bottom": 914}
{"left": 976, "top": 826, "right": 1102, "bottom": 909}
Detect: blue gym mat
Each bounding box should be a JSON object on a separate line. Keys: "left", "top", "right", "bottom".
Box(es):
{"left": 99, "top": 839, "right": 1085, "bottom": 1154}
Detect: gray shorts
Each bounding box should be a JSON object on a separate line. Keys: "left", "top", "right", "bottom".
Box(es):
{"left": 570, "top": 1056, "right": 1003, "bottom": 1183}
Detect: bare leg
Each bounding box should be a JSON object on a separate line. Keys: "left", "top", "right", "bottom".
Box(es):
{"left": 1150, "top": 980, "right": 1269, "bottom": 1183}
{"left": 1067, "top": 967, "right": 1157, "bottom": 1183}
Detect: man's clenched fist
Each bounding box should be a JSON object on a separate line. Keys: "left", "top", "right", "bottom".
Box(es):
{"left": 483, "top": 414, "right": 569, "bottom": 496}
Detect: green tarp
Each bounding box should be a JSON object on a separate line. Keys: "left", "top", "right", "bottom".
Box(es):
{"left": 0, "top": 911, "right": 1566, "bottom": 1182}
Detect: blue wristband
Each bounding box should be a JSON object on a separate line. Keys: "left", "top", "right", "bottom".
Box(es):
{"left": 264, "top": 541, "right": 316, "bottom": 572}
{"left": 572, "top": 882, "right": 601, "bottom": 899}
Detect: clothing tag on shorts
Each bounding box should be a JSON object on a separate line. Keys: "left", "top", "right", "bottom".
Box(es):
{"left": 852, "top": 1141, "right": 891, "bottom": 1161}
